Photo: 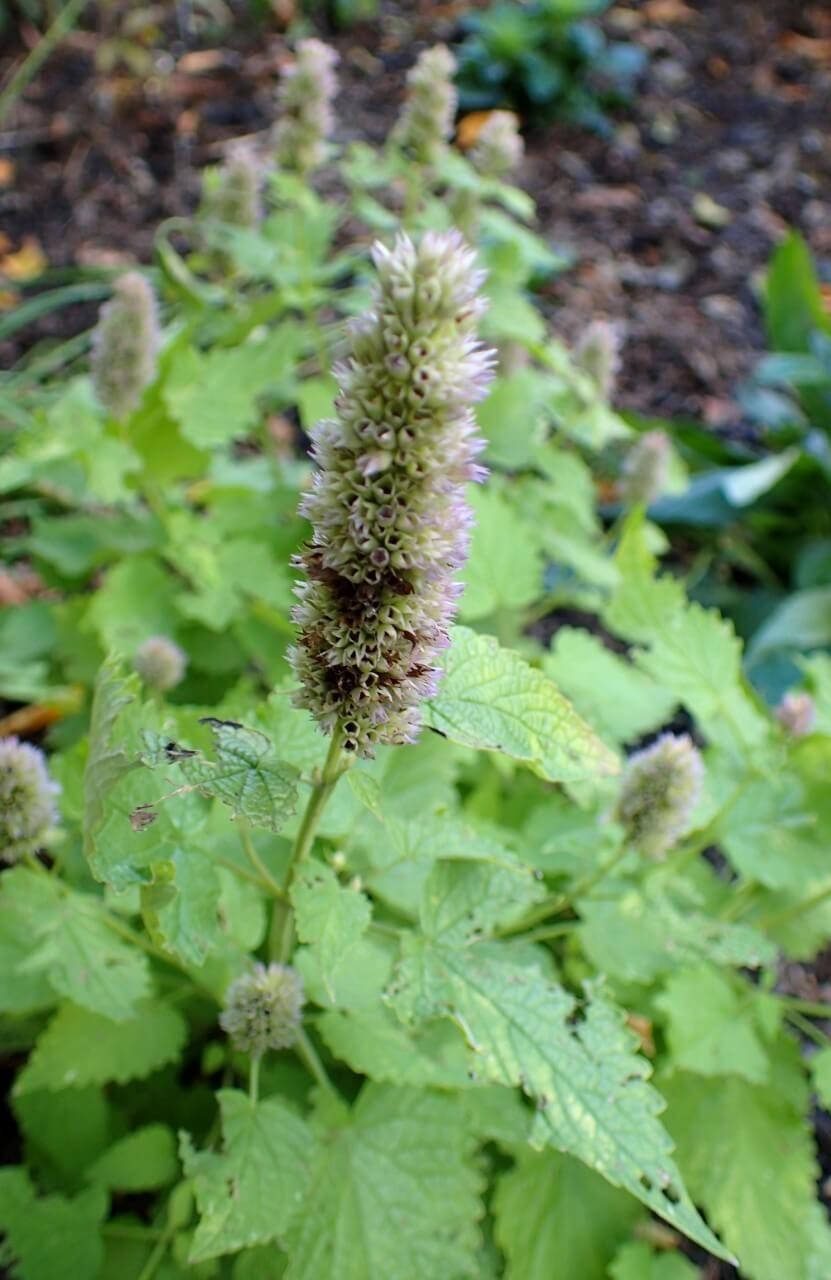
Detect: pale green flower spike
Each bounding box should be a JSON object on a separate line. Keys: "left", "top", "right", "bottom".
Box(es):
{"left": 274, "top": 38, "right": 339, "bottom": 175}
{"left": 134, "top": 636, "right": 188, "bottom": 692}
{"left": 470, "top": 111, "right": 524, "bottom": 180}
{"left": 621, "top": 429, "right": 671, "bottom": 508}
{"left": 207, "top": 145, "right": 262, "bottom": 229}
{"left": 220, "top": 964, "right": 305, "bottom": 1055}
{"left": 575, "top": 317, "right": 622, "bottom": 403}
{"left": 91, "top": 271, "right": 160, "bottom": 421}
{"left": 616, "top": 732, "right": 704, "bottom": 859}
{"left": 393, "top": 45, "right": 457, "bottom": 166}
{"left": 0, "top": 737, "right": 60, "bottom": 864}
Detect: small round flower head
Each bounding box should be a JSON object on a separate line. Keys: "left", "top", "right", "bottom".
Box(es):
{"left": 616, "top": 733, "right": 704, "bottom": 859}
{"left": 220, "top": 964, "right": 305, "bottom": 1055}
{"left": 620, "top": 429, "right": 671, "bottom": 508}
{"left": 204, "top": 145, "right": 262, "bottom": 229}
{"left": 393, "top": 45, "right": 457, "bottom": 166}
{"left": 274, "top": 38, "right": 339, "bottom": 175}
{"left": 470, "top": 111, "right": 524, "bottom": 180}
{"left": 291, "top": 230, "right": 495, "bottom": 757}
{"left": 574, "top": 318, "right": 622, "bottom": 403}
{"left": 134, "top": 636, "right": 187, "bottom": 692}
{"left": 91, "top": 272, "right": 159, "bottom": 420}
{"left": 775, "top": 691, "right": 816, "bottom": 738}
{"left": 0, "top": 737, "right": 60, "bottom": 864}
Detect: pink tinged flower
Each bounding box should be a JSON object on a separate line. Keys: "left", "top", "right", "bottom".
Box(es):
{"left": 393, "top": 45, "right": 457, "bottom": 166}
{"left": 0, "top": 737, "right": 60, "bottom": 864}
{"left": 470, "top": 111, "right": 524, "bottom": 180}
{"left": 290, "top": 230, "right": 495, "bottom": 757}
{"left": 775, "top": 691, "right": 815, "bottom": 738}
{"left": 274, "top": 38, "right": 339, "bottom": 174}
{"left": 620, "top": 429, "right": 671, "bottom": 508}
{"left": 91, "top": 272, "right": 159, "bottom": 421}
{"left": 220, "top": 964, "right": 305, "bottom": 1055}
{"left": 575, "top": 318, "right": 622, "bottom": 403}
{"left": 616, "top": 732, "right": 704, "bottom": 859}
{"left": 206, "top": 144, "right": 262, "bottom": 228}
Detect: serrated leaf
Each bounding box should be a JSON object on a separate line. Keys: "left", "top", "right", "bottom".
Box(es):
{"left": 16, "top": 1000, "right": 187, "bottom": 1095}
{"left": 810, "top": 1046, "right": 831, "bottom": 1111}
{"left": 141, "top": 847, "right": 222, "bottom": 966}
{"left": 285, "top": 1085, "right": 482, "bottom": 1280}
{"left": 493, "top": 1149, "right": 638, "bottom": 1280}
{"left": 0, "top": 868, "right": 150, "bottom": 1021}
{"left": 143, "top": 719, "right": 299, "bottom": 832}
{"left": 425, "top": 627, "right": 619, "bottom": 782}
{"left": 417, "top": 860, "right": 542, "bottom": 945}
{"left": 459, "top": 487, "right": 543, "bottom": 621}
{"left": 181, "top": 1089, "right": 311, "bottom": 1263}
{"left": 85, "top": 558, "right": 179, "bottom": 653}
{"left": 662, "top": 1057, "right": 826, "bottom": 1280}
{"left": 716, "top": 769, "right": 829, "bottom": 893}
{"left": 656, "top": 966, "right": 771, "bottom": 1084}
{"left": 387, "top": 941, "right": 729, "bottom": 1259}
{"left": 290, "top": 861, "right": 371, "bottom": 997}
{"left": 84, "top": 657, "right": 141, "bottom": 870}
{"left": 317, "top": 1006, "right": 472, "bottom": 1088}
{"left": 543, "top": 628, "right": 676, "bottom": 745}
{"left": 86, "top": 1125, "right": 178, "bottom": 1191}
{"left": 0, "top": 1168, "right": 106, "bottom": 1280}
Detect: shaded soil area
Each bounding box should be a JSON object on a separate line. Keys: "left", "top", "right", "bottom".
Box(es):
{"left": 3, "top": 0, "right": 831, "bottom": 426}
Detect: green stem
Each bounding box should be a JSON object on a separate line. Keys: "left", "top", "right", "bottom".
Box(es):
{"left": 0, "top": 0, "right": 90, "bottom": 125}
{"left": 760, "top": 882, "right": 831, "bottom": 932}
{"left": 275, "top": 724, "right": 349, "bottom": 962}
{"left": 296, "top": 1027, "right": 339, "bottom": 1099}
{"left": 779, "top": 996, "right": 831, "bottom": 1020}
{"left": 786, "top": 1009, "right": 830, "bottom": 1048}
{"left": 134, "top": 1220, "right": 175, "bottom": 1280}
{"left": 239, "top": 826, "right": 285, "bottom": 900}
{"left": 498, "top": 843, "right": 631, "bottom": 938}
{"left": 102, "top": 1225, "right": 166, "bottom": 1243}
{"left": 249, "top": 1054, "right": 261, "bottom": 1105}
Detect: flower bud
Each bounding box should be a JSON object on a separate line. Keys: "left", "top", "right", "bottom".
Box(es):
{"left": 274, "top": 38, "right": 339, "bottom": 174}
{"left": 616, "top": 733, "right": 703, "bottom": 859}
{"left": 204, "top": 145, "right": 262, "bottom": 228}
{"left": 393, "top": 45, "right": 457, "bottom": 166}
{"left": 620, "top": 429, "right": 671, "bottom": 508}
{"left": 220, "top": 964, "right": 305, "bottom": 1055}
{"left": 775, "top": 691, "right": 815, "bottom": 738}
{"left": 575, "top": 318, "right": 621, "bottom": 403}
{"left": 134, "top": 636, "right": 187, "bottom": 692}
{"left": 291, "top": 231, "right": 495, "bottom": 757}
{"left": 91, "top": 272, "right": 159, "bottom": 420}
{"left": 0, "top": 737, "right": 60, "bottom": 864}
{"left": 470, "top": 111, "right": 523, "bottom": 180}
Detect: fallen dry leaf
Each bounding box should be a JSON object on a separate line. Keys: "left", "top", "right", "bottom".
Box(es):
{"left": 642, "top": 0, "right": 696, "bottom": 22}
{"left": 456, "top": 109, "right": 520, "bottom": 150}
{"left": 0, "top": 236, "right": 47, "bottom": 282}
{"left": 0, "top": 157, "right": 15, "bottom": 188}
{"left": 626, "top": 1013, "right": 656, "bottom": 1057}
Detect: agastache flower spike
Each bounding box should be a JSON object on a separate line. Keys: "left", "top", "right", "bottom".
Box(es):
{"left": 134, "top": 636, "right": 188, "bottom": 692}
{"left": 470, "top": 111, "right": 524, "bottom": 180}
{"left": 0, "top": 737, "right": 60, "bottom": 864}
{"left": 91, "top": 272, "right": 159, "bottom": 420}
{"left": 205, "top": 145, "right": 262, "bottom": 229}
{"left": 220, "top": 964, "right": 305, "bottom": 1055}
{"left": 393, "top": 45, "right": 457, "bottom": 166}
{"left": 290, "top": 231, "right": 495, "bottom": 757}
{"left": 776, "top": 691, "right": 816, "bottom": 738}
{"left": 620, "top": 429, "right": 671, "bottom": 508}
{"left": 274, "top": 38, "right": 339, "bottom": 175}
{"left": 575, "top": 318, "right": 622, "bottom": 403}
{"left": 616, "top": 733, "right": 704, "bottom": 860}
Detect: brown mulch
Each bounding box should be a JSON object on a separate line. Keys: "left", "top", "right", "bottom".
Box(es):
{"left": 2, "top": 0, "right": 831, "bottom": 428}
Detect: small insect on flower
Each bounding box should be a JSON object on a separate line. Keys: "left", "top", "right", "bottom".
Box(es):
{"left": 0, "top": 737, "right": 60, "bottom": 864}
{"left": 274, "top": 38, "right": 339, "bottom": 175}
{"left": 203, "top": 145, "right": 262, "bottom": 229}
{"left": 134, "top": 636, "right": 188, "bottom": 693}
{"left": 620, "top": 429, "right": 671, "bottom": 509}
{"left": 393, "top": 45, "right": 457, "bottom": 167}
{"left": 574, "top": 318, "right": 622, "bottom": 404}
{"left": 470, "top": 111, "right": 524, "bottom": 180}
{"left": 290, "top": 230, "right": 495, "bottom": 756}
{"left": 775, "top": 691, "right": 816, "bottom": 739}
{"left": 220, "top": 964, "right": 305, "bottom": 1056}
{"left": 91, "top": 272, "right": 160, "bottom": 421}
{"left": 616, "top": 733, "right": 704, "bottom": 860}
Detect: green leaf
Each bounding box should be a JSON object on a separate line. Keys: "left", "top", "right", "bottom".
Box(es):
{"left": 543, "top": 628, "right": 676, "bottom": 745}
{"left": 13, "top": 1088, "right": 112, "bottom": 1186}
{"left": 388, "top": 941, "right": 729, "bottom": 1259}
{"left": 284, "top": 1085, "right": 482, "bottom": 1280}
{"left": 83, "top": 657, "right": 142, "bottom": 876}
{"left": 662, "top": 1058, "right": 828, "bottom": 1280}
{"left": 493, "top": 1149, "right": 638, "bottom": 1280}
{"left": 459, "top": 487, "right": 543, "bottom": 621}
{"left": 478, "top": 371, "right": 549, "bottom": 469}
{"left": 0, "top": 868, "right": 150, "bottom": 1021}
{"left": 810, "top": 1046, "right": 831, "bottom": 1111}
{"left": 0, "top": 1168, "right": 107, "bottom": 1280}
{"left": 765, "top": 231, "right": 831, "bottom": 355}
{"left": 609, "top": 1241, "right": 699, "bottom": 1280}
{"left": 85, "top": 558, "right": 179, "bottom": 653}
{"left": 715, "top": 768, "right": 829, "bottom": 893}
{"left": 141, "top": 847, "right": 222, "bottom": 967}
{"left": 164, "top": 326, "right": 302, "bottom": 448}
{"left": 417, "top": 860, "right": 542, "bottom": 945}
{"left": 747, "top": 589, "right": 831, "bottom": 665}
{"left": 317, "top": 1006, "right": 472, "bottom": 1088}
{"left": 16, "top": 1000, "right": 187, "bottom": 1095}
{"left": 181, "top": 1089, "right": 311, "bottom": 1263}
{"left": 424, "top": 627, "right": 619, "bottom": 782}
{"left": 656, "top": 966, "right": 771, "bottom": 1084}
{"left": 143, "top": 718, "right": 299, "bottom": 832}
{"left": 290, "top": 861, "right": 371, "bottom": 998}
{"left": 86, "top": 1125, "right": 178, "bottom": 1191}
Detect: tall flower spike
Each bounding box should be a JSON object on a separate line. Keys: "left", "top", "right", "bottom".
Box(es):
{"left": 274, "top": 38, "right": 339, "bottom": 175}
{"left": 470, "top": 111, "right": 524, "bottom": 180}
{"left": 205, "top": 145, "right": 262, "bottom": 229}
{"left": 575, "top": 318, "right": 622, "bottom": 403}
{"left": 134, "top": 636, "right": 187, "bottom": 693}
{"left": 776, "top": 691, "right": 816, "bottom": 738}
{"left": 220, "top": 964, "right": 305, "bottom": 1055}
{"left": 291, "top": 231, "right": 495, "bottom": 757}
{"left": 0, "top": 737, "right": 60, "bottom": 864}
{"left": 393, "top": 45, "right": 457, "bottom": 166}
{"left": 620, "top": 429, "right": 671, "bottom": 508}
{"left": 91, "top": 272, "right": 159, "bottom": 421}
{"left": 616, "top": 733, "right": 704, "bottom": 859}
